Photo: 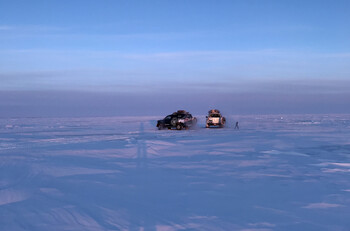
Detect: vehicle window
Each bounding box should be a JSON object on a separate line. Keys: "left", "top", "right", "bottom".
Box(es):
{"left": 210, "top": 114, "right": 220, "bottom": 117}
{"left": 165, "top": 115, "right": 171, "bottom": 120}
{"left": 178, "top": 114, "right": 185, "bottom": 118}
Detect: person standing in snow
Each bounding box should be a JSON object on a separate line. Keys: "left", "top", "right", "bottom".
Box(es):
{"left": 235, "top": 121, "right": 239, "bottom": 130}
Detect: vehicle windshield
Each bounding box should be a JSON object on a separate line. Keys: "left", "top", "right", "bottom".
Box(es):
{"left": 164, "top": 115, "right": 172, "bottom": 120}
{"left": 210, "top": 114, "right": 220, "bottom": 117}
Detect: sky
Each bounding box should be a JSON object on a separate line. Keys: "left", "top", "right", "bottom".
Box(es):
{"left": 1, "top": 0, "right": 350, "bottom": 116}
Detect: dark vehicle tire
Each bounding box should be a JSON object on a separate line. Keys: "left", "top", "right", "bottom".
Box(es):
{"left": 158, "top": 124, "right": 164, "bottom": 130}
{"left": 171, "top": 117, "right": 177, "bottom": 127}
{"left": 176, "top": 124, "right": 183, "bottom": 130}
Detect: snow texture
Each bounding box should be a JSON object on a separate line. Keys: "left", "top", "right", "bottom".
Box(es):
{"left": 1, "top": 114, "right": 350, "bottom": 230}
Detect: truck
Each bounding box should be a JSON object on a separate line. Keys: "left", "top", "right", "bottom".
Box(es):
{"left": 206, "top": 109, "right": 226, "bottom": 128}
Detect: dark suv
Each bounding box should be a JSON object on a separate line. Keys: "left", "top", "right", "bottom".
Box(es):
{"left": 157, "top": 110, "right": 197, "bottom": 130}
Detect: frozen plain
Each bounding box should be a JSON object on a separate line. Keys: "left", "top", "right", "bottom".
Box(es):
{"left": 1, "top": 114, "right": 350, "bottom": 231}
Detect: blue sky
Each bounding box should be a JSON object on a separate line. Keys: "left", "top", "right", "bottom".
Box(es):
{"left": 1, "top": 0, "right": 350, "bottom": 116}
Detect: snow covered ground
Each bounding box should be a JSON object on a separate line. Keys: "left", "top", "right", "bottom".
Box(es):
{"left": 1, "top": 114, "right": 350, "bottom": 231}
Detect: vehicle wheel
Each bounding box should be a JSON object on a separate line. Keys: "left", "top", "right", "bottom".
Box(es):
{"left": 158, "top": 124, "right": 164, "bottom": 130}
{"left": 206, "top": 124, "right": 209, "bottom": 128}
{"left": 171, "top": 118, "right": 177, "bottom": 127}
{"left": 176, "top": 124, "right": 183, "bottom": 130}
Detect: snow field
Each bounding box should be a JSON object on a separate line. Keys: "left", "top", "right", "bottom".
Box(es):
{"left": 1, "top": 115, "right": 350, "bottom": 230}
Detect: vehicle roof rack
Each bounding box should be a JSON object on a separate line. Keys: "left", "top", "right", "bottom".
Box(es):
{"left": 208, "top": 109, "right": 220, "bottom": 114}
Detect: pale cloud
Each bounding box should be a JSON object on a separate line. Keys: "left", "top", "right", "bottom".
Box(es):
{"left": 330, "top": 163, "right": 350, "bottom": 167}
{"left": 248, "top": 222, "right": 276, "bottom": 227}
{"left": 240, "top": 229, "right": 273, "bottom": 231}
{"left": 1, "top": 67, "right": 350, "bottom": 95}
{"left": 123, "top": 49, "right": 283, "bottom": 60}
{"left": 0, "top": 24, "right": 203, "bottom": 41}
{"left": 317, "top": 53, "right": 350, "bottom": 58}
{"left": 1, "top": 88, "right": 350, "bottom": 117}
{"left": 2, "top": 48, "right": 349, "bottom": 80}
{"left": 0, "top": 25, "right": 13, "bottom": 30}
{"left": 3, "top": 47, "right": 350, "bottom": 62}
{"left": 123, "top": 49, "right": 350, "bottom": 61}
{"left": 0, "top": 25, "right": 70, "bottom": 32}
{"left": 303, "top": 203, "right": 343, "bottom": 209}
{"left": 1, "top": 48, "right": 350, "bottom": 97}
